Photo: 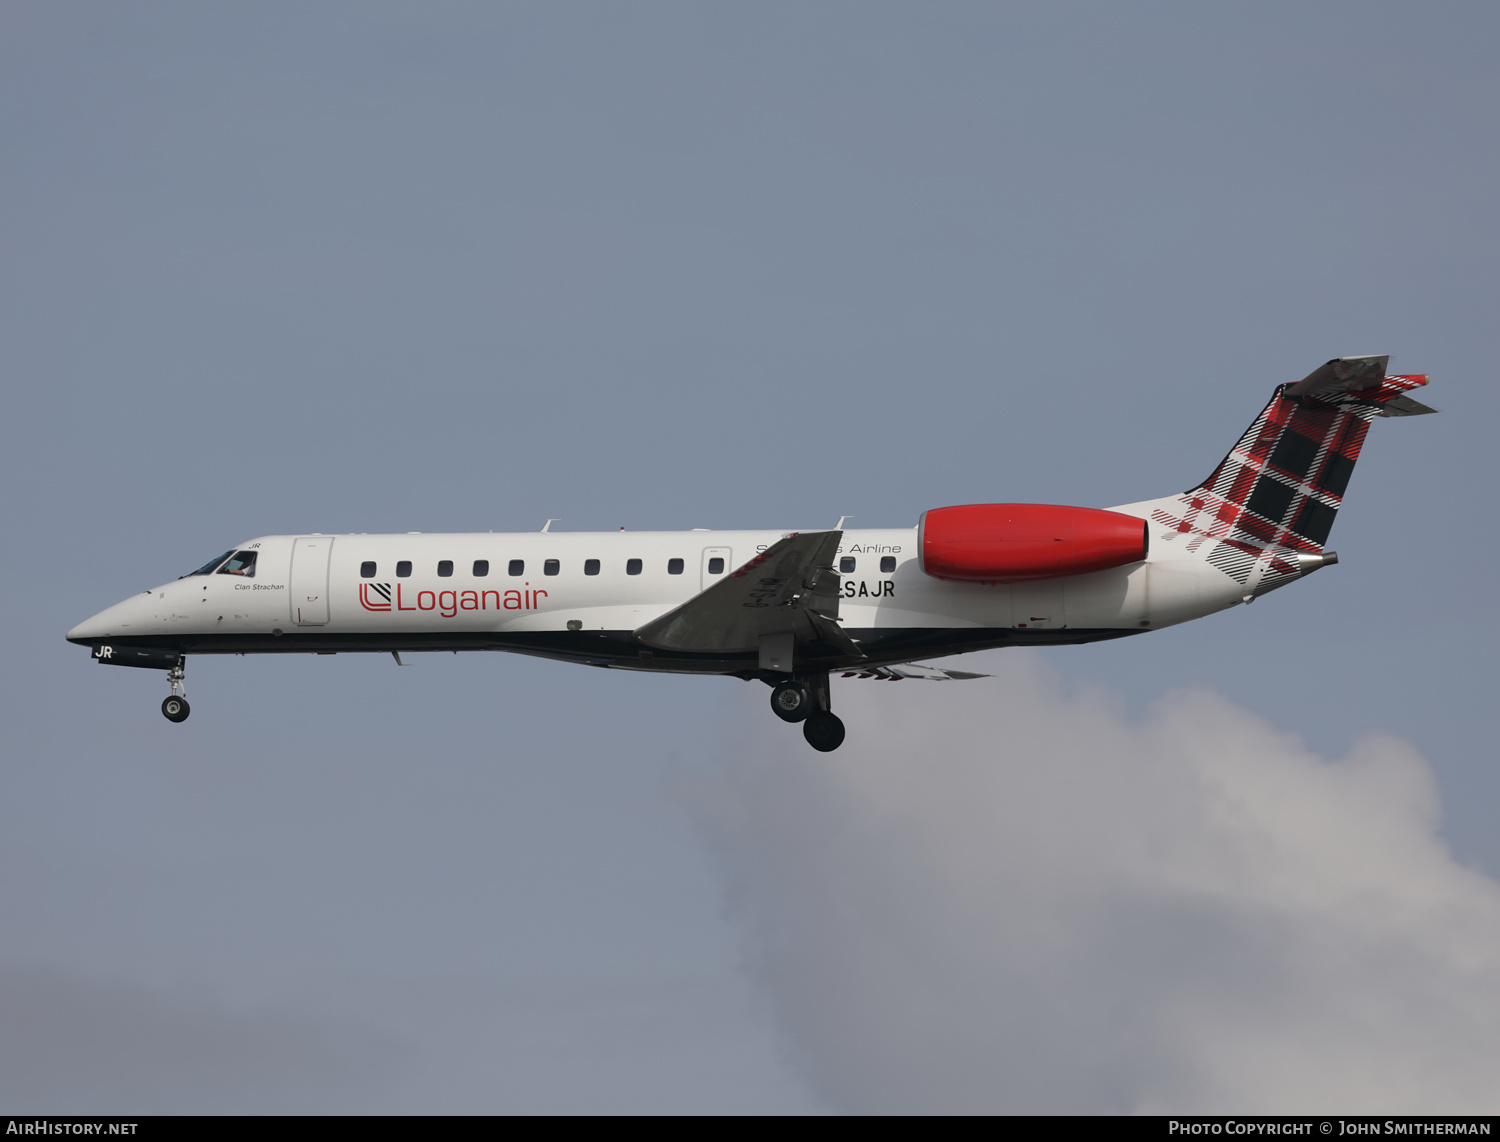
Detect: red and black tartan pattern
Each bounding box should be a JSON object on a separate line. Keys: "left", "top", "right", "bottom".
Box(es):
{"left": 1150, "top": 375, "right": 1428, "bottom": 586}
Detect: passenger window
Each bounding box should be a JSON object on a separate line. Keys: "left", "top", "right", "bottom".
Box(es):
{"left": 668, "top": 558, "right": 684, "bottom": 575}
{"left": 509, "top": 560, "right": 524, "bottom": 576}
{"left": 473, "top": 560, "right": 489, "bottom": 577}
{"left": 360, "top": 561, "right": 376, "bottom": 579}
{"left": 839, "top": 556, "right": 855, "bottom": 573}
{"left": 437, "top": 560, "right": 453, "bottom": 577}
{"left": 626, "top": 558, "right": 643, "bottom": 576}
{"left": 881, "top": 555, "right": 897, "bottom": 573}
{"left": 585, "top": 559, "right": 600, "bottom": 576}
{"left": 216, "top": 551, "right": 257, "bottom": 578}
{"left": 708, "top": 557, "right": 725, "bottom": 575}
{"left": 397, "top": 561, "right": 412, "bottom": 578}
{"left": 544, "top": 559, "right": 560, "bottom": 576}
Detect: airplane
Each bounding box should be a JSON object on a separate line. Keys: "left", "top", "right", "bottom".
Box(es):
{"left": 66, "top": 356, "right": 1434, "bottom": 752}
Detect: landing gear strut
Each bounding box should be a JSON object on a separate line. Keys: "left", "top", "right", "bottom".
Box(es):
{"left": 161, "top": 658, "right": 189, "bottom": 723}
{"left": 767, "top": 671, "right": 845, "bottom": 751}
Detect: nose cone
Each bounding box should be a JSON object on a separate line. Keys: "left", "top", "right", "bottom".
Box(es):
{"left": 67, "top": 594, "right": 151, "bottom": 645}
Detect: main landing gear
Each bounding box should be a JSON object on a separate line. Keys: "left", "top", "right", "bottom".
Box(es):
{"left": 161, "top": 658, "right": 189, "bottom": 723}
{"left": 770, "top": 680, "right": 812, "bottom": 722}
{"left": 768, "top": 673, "right": 845, "bottom": 752}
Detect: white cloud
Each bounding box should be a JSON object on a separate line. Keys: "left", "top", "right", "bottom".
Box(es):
{"left": 696, "top": 653, "right": 1500, "bottom": 1115}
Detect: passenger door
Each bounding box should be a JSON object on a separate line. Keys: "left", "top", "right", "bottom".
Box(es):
{"left": 290, "top": 537, "right": 334, "bottom": 626}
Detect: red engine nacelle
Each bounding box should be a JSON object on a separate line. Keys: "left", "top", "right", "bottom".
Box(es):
{"left": 918, "top": 503, "right": 1148, "bottom": 583}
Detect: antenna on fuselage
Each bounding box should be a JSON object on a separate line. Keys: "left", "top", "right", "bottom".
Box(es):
{"left": 541, "top": 519, "right": 559, "bottom": 533}
{"left": 834, "top": 516, "right": 852, "bottom": 530}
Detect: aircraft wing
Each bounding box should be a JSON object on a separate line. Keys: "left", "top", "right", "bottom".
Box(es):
{"left": 838, "top": 662, "right": 989, "bottom": 680}
{"left": 634, "top": 530, "right": 863, "bottom": 664}
{"left": 885, "top": 662, "right": 988, "bottom": 680}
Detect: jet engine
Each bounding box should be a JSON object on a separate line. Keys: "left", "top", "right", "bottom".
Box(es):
{"left": 918, "top": 503, "right": 1148, "bottom": 583}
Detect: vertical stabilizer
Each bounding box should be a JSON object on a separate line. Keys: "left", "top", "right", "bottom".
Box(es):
{"left": 1142, "top": 357, "right": 1433, "bottom": 596}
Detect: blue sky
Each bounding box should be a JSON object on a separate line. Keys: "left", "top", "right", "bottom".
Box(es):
{"left": 3, "top": 2, "right": 1496, "bottom": 1113}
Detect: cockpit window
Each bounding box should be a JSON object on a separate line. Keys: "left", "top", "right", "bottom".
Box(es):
{"left": 186, "top": 550, "right": 234, "bottom": 577}
{"left": 215, "top": 551, "right": 257, "bottom": 577}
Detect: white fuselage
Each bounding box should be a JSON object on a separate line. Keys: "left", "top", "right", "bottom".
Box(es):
{"left": 67, "top": 503, "right": 1247, "bottom": 675}
{"left": 66, "top": 361, "right": 1423, "bottom": 743}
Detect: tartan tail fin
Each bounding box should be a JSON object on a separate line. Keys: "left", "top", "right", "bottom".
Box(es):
{"left": 1146, "top": 357, "right": 1433, "bottom": 595}
{"left": 1189, "top": 356, "right": 1433, "bottom": 551}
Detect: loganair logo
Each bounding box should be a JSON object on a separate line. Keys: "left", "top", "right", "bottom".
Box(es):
{"left": 358, "top": 581, "right": 548, "bottom": 617}
{"left": 359, "top": 583, "right": 393, "bottom": 611}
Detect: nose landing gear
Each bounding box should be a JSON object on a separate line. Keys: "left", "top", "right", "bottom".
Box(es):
{"left": 767, "top": 671, "right": 845, "bottom": 751}
{"left": 161, "top": 658, "right": 189, "bottom": 723}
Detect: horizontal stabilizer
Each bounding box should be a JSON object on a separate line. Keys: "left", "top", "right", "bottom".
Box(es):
{"left": 1286, "top": 355, "right": 1390, "bottom": 398}
{"left": 1379, "top": 392, "right": 1438, "bottom": 417}
{"left": 1285, "top": 355, "right": 1437, "bottom": 415}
